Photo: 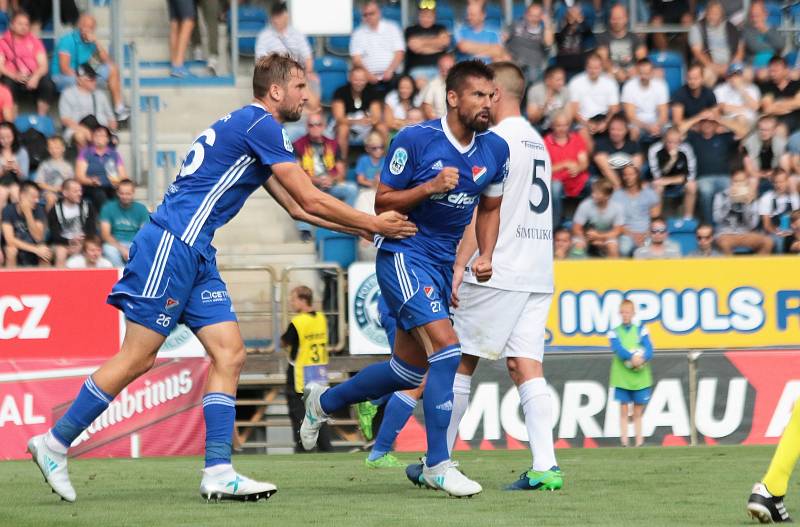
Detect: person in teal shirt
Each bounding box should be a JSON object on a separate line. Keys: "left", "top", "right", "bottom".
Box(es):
{"left": 99, "top": 179, "right": 149, "bottom": 267}
{"left": 608, "top": 299, "right": 654, "bottom": 447}
{"left": 51, "top": 14, "right": 128, "bottom": 121}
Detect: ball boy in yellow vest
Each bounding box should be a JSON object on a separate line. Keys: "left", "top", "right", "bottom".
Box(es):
{"left": 282, "top": 286, "right": 332, "bottom": 452}
{"left": 607, "top": 299, "right": 654, "bottom": 448}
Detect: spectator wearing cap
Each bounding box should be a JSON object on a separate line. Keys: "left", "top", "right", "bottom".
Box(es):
{"left": 689, "top": 0, "right": 744, "bottom": 87}
{"left": 648, "top": 128, "right": 698, "bottom": 219}
{"left": 671, "top": 63, "right": 718, "bottom": 132}
{"left": 572, "top": 179, "right": 625, "bottom": 258}
{"left": 592, "top": 114, "right": 642, "bottom": 190}
{"left": 713, "top": 169, "right": 773, "bottom": 255}
{"left": 404, "top": 1, "right": 451, "bottom": 84}
{"left": 596, "top": 5, "right": 647, "bottom": 84}
{"left": 58, "top": 63, "right": 117, "bottom": 148}
{"left": 554, "top": 5, "right": 594, "bottom": 79}
{"left": 350, "top": 1, "right": 406, "bottom": 96}
{"left": 760, "top": 56, "right": 800, "bottom": 138}
{"left": 526, "top": 65, "right": 569, "bottom": 132}
{"left": 686, "top": 115, "right": 748, "bottom": 223}
{"left": 690, "top": 224, "right": 722, "bottom": 256}
{"left": 633, "top": 217, "right": 682, "bottom": 259}
{"left": 455, "top": 2, "right": 509, "bottom": 63}
{"left": 742, "top": 1, "right": 784, "bottom": 72}
{"left": 612, "top": 165, "right": 661, "bottom": 256}
{"left": 714, "top": 63, "right": 760, "bottom": 129}
{"left": 503, "top": 3, "right": 553, "bottom": 83}
{"left": 545, "top": 111, "right": 590, "bottom": 228}
{"left": 743, "top": 116, "right": 789, "bottom": 189}
{"left": 331, "top": 66, "right": 384, "bottom": 161}
{"left": 420, "top": 53, "right": 454, "bottom": 120}
{"left": 621, "top": 58, "right": 669, "bottom": 144}
{"left": 758, "top": 169, "right": 799, "bottom": 254}
{"left": 167, "top": 0, "right": 196, "bottom": 78}
{"left": 75, "top": 125, "right": 127, "bottom": 211}
{"left": 51, "top": 14, "right": 129, "bottom": 122}
{"left": 0, "top": 11, "right": 57, "bottom": 118}
{"left": 568, "top": 53, "right": 620, "bottom": 141}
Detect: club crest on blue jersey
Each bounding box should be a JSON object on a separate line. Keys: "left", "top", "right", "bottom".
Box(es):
{"left": 471, "top": 165, "right": 487, "bottom": 182}
{"left": 389, "top": 147, "right": 408, "bottom": 175}
{"left": 165, "top": 297, "right": 180, "bottom": 310}
{"left": 282, "top": 129, "right": 293, "bottom": 152}
{"left": 424, "top": 286, "right": 437, "bottom": 299}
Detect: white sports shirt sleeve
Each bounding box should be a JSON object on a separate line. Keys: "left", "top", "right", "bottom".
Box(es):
{"left": 463, "top": 116, "right": 554, "bottom": 293}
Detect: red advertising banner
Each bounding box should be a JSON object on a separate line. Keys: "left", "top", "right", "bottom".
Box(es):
{"left": 0, "top": 358, "right": 208, "bottom": 460}
{"left": 0, "top": 269, "right": 121, "bottom": 360}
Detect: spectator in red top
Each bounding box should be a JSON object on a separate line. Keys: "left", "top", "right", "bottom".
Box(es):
{"left": 0, "top": 83, "right": 14, "bottom": 123}
{"left": 545, "top": 111, "right": 590, "bottom": 228}
{"left": 0, "top": 11, "right": 57, "bottom": 117}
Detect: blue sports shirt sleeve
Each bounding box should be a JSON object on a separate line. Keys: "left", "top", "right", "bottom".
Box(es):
{"left": 244, "top": 115, "right": 298, "bottom": 168}
{"left": 380, "top": 128, "right": 418, "bottom": 190}
{"left": 640, "top": 326, "right": 654, "bottom": 361}
{"left": 607, "top": 330, "right": 633, "bottom": 360}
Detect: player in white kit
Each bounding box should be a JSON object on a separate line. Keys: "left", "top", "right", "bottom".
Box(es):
{"left": 449, "top": 62, "right": 561, "bottom": 491}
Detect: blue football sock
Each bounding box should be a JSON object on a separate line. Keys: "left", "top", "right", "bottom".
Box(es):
{"left": 369, "top": 392, "right": 417, "bottom": 461}
{"left": 320, "top": 356, "right": 425, "bottom": 415}
{"left": 51, "top": 376, "right": 113, "bottom": 448}
{"left": 203, "top": 392, "right": 236, "bottom": 468}
{"left": 423, "top": 344, "right": 461, "bottom": 467}
{"left": 370, "top": 394, "right": 391, "bottom": 407}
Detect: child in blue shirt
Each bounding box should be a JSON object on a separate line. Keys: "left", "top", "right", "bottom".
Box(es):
{"left": 354, "top": 131, "right": 385, "bottom": 189}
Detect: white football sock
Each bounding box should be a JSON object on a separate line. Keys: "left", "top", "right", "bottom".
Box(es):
{"left": 203, "top": 463, "right": 233, "bottom": 477}
{"left": 45, "top": 430, "right": 68, "bottom": 454}
{"left": 518, "top": 377, "right": 557, "bottom": 471}
{"left": 446, "top": 373, "right": 472, "bottom": 455}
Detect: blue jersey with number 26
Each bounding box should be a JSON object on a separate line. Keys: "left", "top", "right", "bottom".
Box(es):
{"left": 150, "top": 103, "right": 296, "bottom": 259}
{"left": 376, "top": 118, "right": 510, "bottom": 266}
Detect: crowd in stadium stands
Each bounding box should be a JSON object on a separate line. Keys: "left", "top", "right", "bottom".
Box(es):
{"left": 1, "top": 0, "right": 800, "bottom": 268}
{"left": 251, "top": 0, "right": 800, "bottom": 259}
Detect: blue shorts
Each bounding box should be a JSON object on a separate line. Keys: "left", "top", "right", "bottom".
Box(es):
{"left": 375, "top": 249, "right": 451, "bottom": 332}
{"left": 107, "top": 223, "right": 237, "bottom": 336}
{"left": 614, "top": 387, "right": 652, "bottom": 405}
{"left": 377, "top": 295, "right": 396, "bottom": 349}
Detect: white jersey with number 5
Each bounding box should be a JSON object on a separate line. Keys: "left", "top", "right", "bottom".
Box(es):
{"left": 463, "top": 115, "right": 553, "bottom": 293}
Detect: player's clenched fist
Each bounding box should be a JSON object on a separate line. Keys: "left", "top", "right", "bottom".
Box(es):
{"left": 375, "top": 211, "right": 418, "bottom": 239}
{"left": 426, "top": 166, "right": 460, "bottom": 194}
{"left": 471, "top": 255, "right": 492, "bottom": 282}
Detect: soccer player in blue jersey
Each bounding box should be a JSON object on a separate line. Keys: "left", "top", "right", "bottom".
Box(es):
{"left": 26, "top": 53, "right": 416, "bottom": 503}
{"left": 301, "top": 60, "right": 510, "bottom": 498}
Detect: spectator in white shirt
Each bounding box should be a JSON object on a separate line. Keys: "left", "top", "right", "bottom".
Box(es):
{"left": 255, "top": 3, "right": 314, "bottom": 77}
{"left": 350, "top": 1, "right": 406, "bottom": 96}
{"left": 759, "top": 168, "right": 800, "bottom": 253}
{"left": 420, "top": 53, "right": 454, "bottom": 120}
{"left": 621, "top": 58, "right": 669, "bottom": 143}
{"left": 714, "top": 63, "right": 760, "bottom": 128}
{"left": 65, "top": 235, "right": 113, "bottom": 269}
{"left": 568, "top": 53, "right": 620, "bottom": 141}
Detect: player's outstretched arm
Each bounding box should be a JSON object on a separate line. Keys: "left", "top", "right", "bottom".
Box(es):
{"left": 263, "top": 178, "right": 371, "bottom": 239}
{"left": 471, "top": 195, "right": 502, "bottom": 282}
{"left": 270, "top": 161, "right": 417, "bottom": 239}
{"left": 374, "top": 167, "right": 459, "bottom": 214}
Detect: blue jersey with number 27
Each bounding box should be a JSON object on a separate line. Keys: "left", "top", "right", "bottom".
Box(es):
{"left": 150, "top": 103, "right": 296, "bottom": 259}
{"left": 376, "top": 118, "right": 510, "bottom": 266}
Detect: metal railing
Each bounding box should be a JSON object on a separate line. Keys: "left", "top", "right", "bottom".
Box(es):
{"left": 219, "top": 265, "right": 281, "bottom": 353}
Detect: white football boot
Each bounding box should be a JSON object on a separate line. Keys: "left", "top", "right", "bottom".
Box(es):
{"left": 300, "top": 383, "right": 329, "bottom": 451}
{"left": 200, "top": 467, "right": 277, "bottom": 502}
{"left": 27, "top": 433, "right": 76, "bottom": 502}
{"left": 422, "top": 459, "right": 482, "bottom": 498}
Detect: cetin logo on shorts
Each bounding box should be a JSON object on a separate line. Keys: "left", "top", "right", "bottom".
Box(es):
{"left": 200, "top": 290, "right": 229, "bottom": 304}
{"left": 354, "top": 273, "right": 388, "bottom": 347}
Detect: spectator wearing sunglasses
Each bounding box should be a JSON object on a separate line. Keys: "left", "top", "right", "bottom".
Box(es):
{"left": 690, "top": 224, "right": 721, "bottom": 257}
{"left": 633, "top": 217, "right": 681, "bottom": 259}
{"left": 355, "top": 131, "right": 385, "bottom": 190}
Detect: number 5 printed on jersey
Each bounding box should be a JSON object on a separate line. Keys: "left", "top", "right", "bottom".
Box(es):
{"left": 529, "top": 158, "right": 550, "bottom": 214}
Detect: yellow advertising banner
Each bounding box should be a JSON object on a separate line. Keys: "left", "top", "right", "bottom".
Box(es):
{"left": 548, "top": 256, "right": 800, "bottom": 349}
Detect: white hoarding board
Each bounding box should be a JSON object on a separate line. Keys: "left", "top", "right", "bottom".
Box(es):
{"left": 348, "top": 262, "right": 391, "bottom": 355}
{"left": 289, "top": 0, "right": 353, "bottom": 36}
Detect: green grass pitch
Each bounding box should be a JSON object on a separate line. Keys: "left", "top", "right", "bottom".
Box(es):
{"left": 0, "top": 446, "right": 785, "bottom": 527}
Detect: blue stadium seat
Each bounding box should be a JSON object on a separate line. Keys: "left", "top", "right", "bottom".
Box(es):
{"left": 667, "top": 217, "right": 698, "bottom": 255}
{"left": 513, "top": 2, "right": 526, "bottom": 19}
{"left": 325, "top": 35, "right": 351, "bottom": 57}
{"left": 316, "top": 228, "right": 357, "bottom": 269}
{"left": 15, "top": 114, "right": 56, "bottom": 138}
{"left": 485, "top": 4, "right": 503, "bottom": 28}
{"left": 649, "top": 51, "right": 685, "bottom": 95}
{"left": 315, "top": 56, "right": 349, "bottom": 106}
{"left": 786, "top": 50, "right": 798, "bottom": 68}
{"left": 228, "top": 6, "right": 268, "bottom": 56}
{"left": 765, "top": 2, "right": 782, "bottom": 27}
{"left": 382, "top": 5, "right": 403, "bottom": 26}
{"left": 435, "top": 4, "right": 456, "bottom": 33}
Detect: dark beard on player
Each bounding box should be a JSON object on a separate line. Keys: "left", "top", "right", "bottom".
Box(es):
{"left": 461, "top": 109, "right": 490, "bottom": 132}
{"left": 279, "top": 104, "right": 304, "bottom": 123}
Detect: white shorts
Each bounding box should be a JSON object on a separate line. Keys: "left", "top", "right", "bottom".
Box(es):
{"left": 452, "top": 283, "right": 552, "bottom": 361}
